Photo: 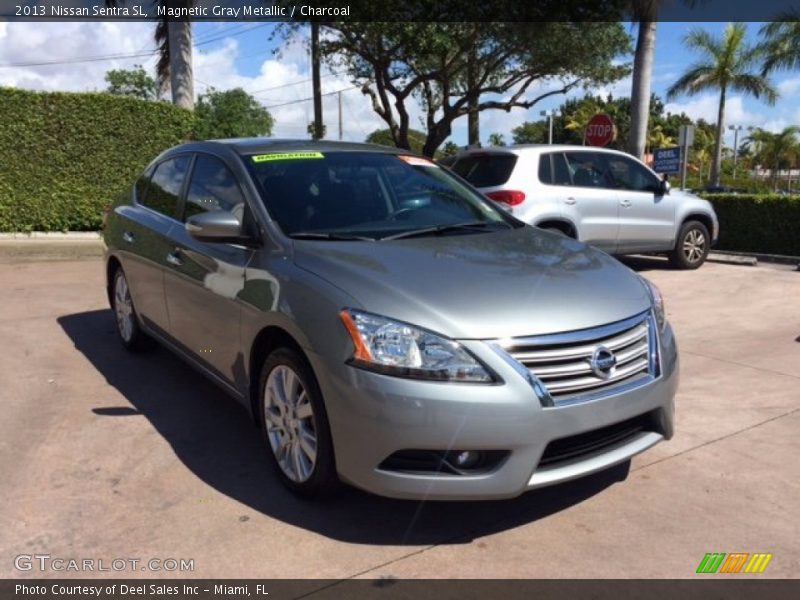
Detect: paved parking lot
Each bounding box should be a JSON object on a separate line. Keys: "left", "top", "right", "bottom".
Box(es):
{"left": 1, "top": 255, "right": 798, "bottom": 580}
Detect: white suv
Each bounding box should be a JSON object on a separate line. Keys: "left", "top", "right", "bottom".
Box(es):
{"left": 446, "top": 145, "right": 719, "bottom": 269}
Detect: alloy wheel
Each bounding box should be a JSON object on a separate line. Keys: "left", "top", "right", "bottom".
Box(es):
{"left": 263, "top": 365, "right": 318, "bottom": 483}
{"left": 114, "top": 272, "right": 134, "bottom": 343}
{"left": 682, "top": 229, "right": 706, "bottom": 264}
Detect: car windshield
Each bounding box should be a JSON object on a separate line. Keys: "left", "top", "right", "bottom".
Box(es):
{"left": 243, "top": 151, "right": 518, "bottom": 240}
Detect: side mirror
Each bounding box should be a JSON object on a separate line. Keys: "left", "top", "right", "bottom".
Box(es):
{"left": 659, "top": 179, "right": 671, "bottom": 195}
{"left": 186, "top": 211, "right": 256, "bottom": 246}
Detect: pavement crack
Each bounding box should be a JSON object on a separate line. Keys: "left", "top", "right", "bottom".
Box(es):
{"left": 632, "top": 406, "right": 800, "bottom": 474}
{"left": 681, "top": 349, "right": 800, "bottom": 381}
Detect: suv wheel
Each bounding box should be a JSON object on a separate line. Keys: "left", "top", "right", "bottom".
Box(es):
{"left": 258, "top": 348, "right": 338, "bottom": 498}
{"left": 669, "top": 220, "right": 710, "bottom": 269}
{"left": 111, "top": 267, "right": 152, "bottom": 351}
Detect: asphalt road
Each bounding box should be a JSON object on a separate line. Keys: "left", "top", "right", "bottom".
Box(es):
{"left": 1, "top": 256, "right": 798, "bottom": 581}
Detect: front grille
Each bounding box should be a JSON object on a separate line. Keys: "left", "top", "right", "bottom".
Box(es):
{"left": 503, "top": 312, "right": 656, "bottom": 404}
{"left": 538, "top": 411, "right": 656, "bottom": 467}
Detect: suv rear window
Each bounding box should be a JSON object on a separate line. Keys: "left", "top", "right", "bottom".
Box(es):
{"left": 451, "top": 154, "right": 517, "bottom": 187}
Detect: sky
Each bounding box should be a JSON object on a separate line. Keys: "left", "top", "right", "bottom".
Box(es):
{"left": 1, "top": 20, "right": 798, "bottom": 148}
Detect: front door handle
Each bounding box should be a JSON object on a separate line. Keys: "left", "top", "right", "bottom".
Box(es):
{"left": 620, "top": 199, "right": 632, "bottom": 208}
{"left": 122, "top": 231, "right": 135, "bottom": 244}
{"left": 564, "top": 197, "right": 576, "bottom": 205}
{"left": 166, "top": 249, "right": 183, "bottom": 267}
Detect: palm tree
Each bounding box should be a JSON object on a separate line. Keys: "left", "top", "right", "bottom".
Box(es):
{"left": 646, "top": 125, "right": 674, "bottom": 153}
{"left": 745, "top": 126, "right": 800, "bottom": 190}
{"left": 667, "top": 23, "right": 777, "bottom": 187}
{"left": 760, "top": 12, "right": 800, "bottom": 74}
{"left": 107, "top": 1, "right": 194, "bottom": 110}
{"left": 628, "top": 0, "right": 703, "bottom": 160}
{"left": 488, "top": 133, "right": 506, "bottom": 147}
{"left": 628, "top": 0, "right": 659, "bottom": 160}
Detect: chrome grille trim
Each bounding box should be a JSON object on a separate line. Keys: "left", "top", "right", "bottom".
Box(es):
{"left": 496, "top": 311, "right": 660, "bottom": 407}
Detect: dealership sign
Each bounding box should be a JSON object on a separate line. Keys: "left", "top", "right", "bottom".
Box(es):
{"left": 653, "top": 147, "right": 682, "bottom": 174}
{"left": 585, "top": 114, "right": 616, "bottom": 147}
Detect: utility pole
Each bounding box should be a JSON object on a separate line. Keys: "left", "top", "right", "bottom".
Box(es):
{"left": 338, "top": 91, "right": 343, "bottom": 141}
{"left": 540, "top": 110, "right": 557, "bottom": 144}
{"left": 311, "top": 22, "right": 323, "bottom": 140}
{"left": 728, "top": 125, "right": 744, "bottom": 181}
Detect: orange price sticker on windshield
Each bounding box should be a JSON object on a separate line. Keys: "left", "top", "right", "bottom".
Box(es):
{"left": 397, "top": 155, "right": 437, "bottom": 167}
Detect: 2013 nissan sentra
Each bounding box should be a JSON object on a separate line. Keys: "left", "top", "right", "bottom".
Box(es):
{"left": 104, "top": 139, "right": 678, "bottom": 500}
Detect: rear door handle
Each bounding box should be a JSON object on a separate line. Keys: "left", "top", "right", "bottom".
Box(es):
{"left": 122, "top": 231, "right": 135, "bottom": 244}
{"left": 166, "top": 249, "right": 183, "bottom": 267}
{"left": 564, "top": 197, "right": 576, "bottom": 205}
{"left": 620, "top": 199, "right": 632, "bottom": 208}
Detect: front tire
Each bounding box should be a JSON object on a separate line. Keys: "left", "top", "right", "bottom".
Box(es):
{"left": 258, "top": 348, "right": 338, "bottom": 498}
{"left": 669, "top": 220, "right": 710, "bottom": 269}
{"left": 111, "top": 267, "right": 152, "bottom": 352}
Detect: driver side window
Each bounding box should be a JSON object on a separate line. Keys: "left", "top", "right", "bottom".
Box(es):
{"left": 607, "top": 155, "right": 661, "bottom": 193}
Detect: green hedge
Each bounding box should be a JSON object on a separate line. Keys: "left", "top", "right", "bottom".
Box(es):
{"left": 701, "top": 193, "right": 800, "bottom": 257}
{"left": 0, "top": 88, "right": 195, "bottom": 232}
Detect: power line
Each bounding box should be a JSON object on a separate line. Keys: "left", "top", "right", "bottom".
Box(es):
{"left": 248, "top": 71, "right": 345, "bottom": 96}
{"left": 0, "top": 22, "right": 269, "bottom": 69}
{"left": 263, "top": 85, "right": 361, "bottom": 110}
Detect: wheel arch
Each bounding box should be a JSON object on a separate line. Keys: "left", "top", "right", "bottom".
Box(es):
{"left": 535, "top": 219, "right": 578, "bottom": 238}
{"left": 106, "top": 255, "right": 123, "bottom": 306}
{"left": 680, "top": 213, "right": 714, "bottom": 238}
{"left": 247, "top": 325, "right": 311, "bottom": 426}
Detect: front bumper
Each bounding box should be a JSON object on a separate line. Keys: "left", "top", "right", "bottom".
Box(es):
{"left": 310, "top": 323, "right": 678, "bottom": 501}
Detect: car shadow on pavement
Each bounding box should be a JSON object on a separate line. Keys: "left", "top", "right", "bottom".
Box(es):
{"left": 59, "top": 309, "right": 630, "bottom": 546}
{"left": 616, "top": 255, "right": 673, "bottom": 272}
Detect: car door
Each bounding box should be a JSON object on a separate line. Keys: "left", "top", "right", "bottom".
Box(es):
{"left": 606, "top": 154, "right": 676, "bottom": 253}
{"left": 562, "top": 151, "right": 619, "bottom": 252}
{"left": 163, "top": 153, "right": 257, "bottom": 387}
{"left": 121, "top": 155, "right": 191, "bottom": 336}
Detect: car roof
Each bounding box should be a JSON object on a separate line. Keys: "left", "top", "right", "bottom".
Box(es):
{"left": 171, "top": 138, "right": 406, "bottom": 156}
{"left": 453, "top": 144, "right": 635, "bottom": 158}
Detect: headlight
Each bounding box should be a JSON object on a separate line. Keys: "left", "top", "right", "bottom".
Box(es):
{"left": 339, "top": 309, "right": 494, "bottom": 383}
{"left": 641, "top": 277, "right": 667, "bottom": 332}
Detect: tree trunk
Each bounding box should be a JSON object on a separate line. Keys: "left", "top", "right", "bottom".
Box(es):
{"left": 167, "top": 18, "right": 194, "bottom": 110}
{"left": 710, "top": 86, "right": 726, "bottom": 187}
{"left": 629, "top": 20, "right": 657, "bottom": 160}
{"left": 467, "top": 49, "right": 479, "bottom": 147}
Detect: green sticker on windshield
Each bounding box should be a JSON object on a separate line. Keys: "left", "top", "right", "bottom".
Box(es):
{"left": 251, "top": 151, "right": 324, "bottom": 163}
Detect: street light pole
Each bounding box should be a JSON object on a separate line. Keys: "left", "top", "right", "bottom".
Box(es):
{"left": 540, "top": 110, "right": 557, "bottom": 144}
{"left": 728, "top": 125, "right": 744, "bottom": 181}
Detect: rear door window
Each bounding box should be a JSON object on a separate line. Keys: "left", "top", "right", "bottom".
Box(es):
{"left": 564, "top": 151, "right": 614, "bottom": 189}
{"left": 451, "top": 154, "right": 517, "bottom": 187}
{"left": 140, "top": 156, "right": 191, "bottom": 218}
{"left": 539, "top": 152, "right": 572, "bottom": 186}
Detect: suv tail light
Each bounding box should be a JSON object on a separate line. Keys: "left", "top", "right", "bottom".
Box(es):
{"left": 486, "top": 190, "right": 526, "bottom": 206}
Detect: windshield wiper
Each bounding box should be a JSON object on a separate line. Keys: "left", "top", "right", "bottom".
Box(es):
{"left": 289, "top": 232, "right": 376, "bottom": 241}
{"left": 383, "top": 221, "right": 511, "bottom": 241}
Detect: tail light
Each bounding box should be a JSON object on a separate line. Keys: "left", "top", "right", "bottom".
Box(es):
{"left": 486, "top": 190, "right": 526, "bottom": 206}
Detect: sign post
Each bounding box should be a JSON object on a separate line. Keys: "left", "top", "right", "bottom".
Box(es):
{"left": 678, "top": 125, "right": 695, "bottom": 190}
{"left": 585, "top": 114, "right": 617, "bottom": 147}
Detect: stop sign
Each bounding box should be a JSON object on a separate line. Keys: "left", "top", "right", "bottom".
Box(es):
{"left": 585, "top": 114, "right": 617, "bottom": 147}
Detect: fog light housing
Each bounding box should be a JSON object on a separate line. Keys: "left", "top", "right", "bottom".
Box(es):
{"left": 448, "top": 450, "right": 481, "bottom": 469}
{"left": 378, "top": 449, "right": 509, "bottom": 475}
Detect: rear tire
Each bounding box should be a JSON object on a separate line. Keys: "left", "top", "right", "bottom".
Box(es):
{"left": 669, "top": 220, "right": 710, "bottom": 269}
{"left": 258, "top": 347, "right": 338, "bottom": 498}
{"left": 111, "top": 267, "right": 152, "bottom": 352}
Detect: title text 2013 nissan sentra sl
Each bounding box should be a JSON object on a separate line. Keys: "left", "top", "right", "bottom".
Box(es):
{"left": 104, "top": 139, "right": 678, "bottom": 500}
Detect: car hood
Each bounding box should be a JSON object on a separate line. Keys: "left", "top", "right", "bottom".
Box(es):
{"left": 292, "top": 227, "right": 651, "bottom": 340}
